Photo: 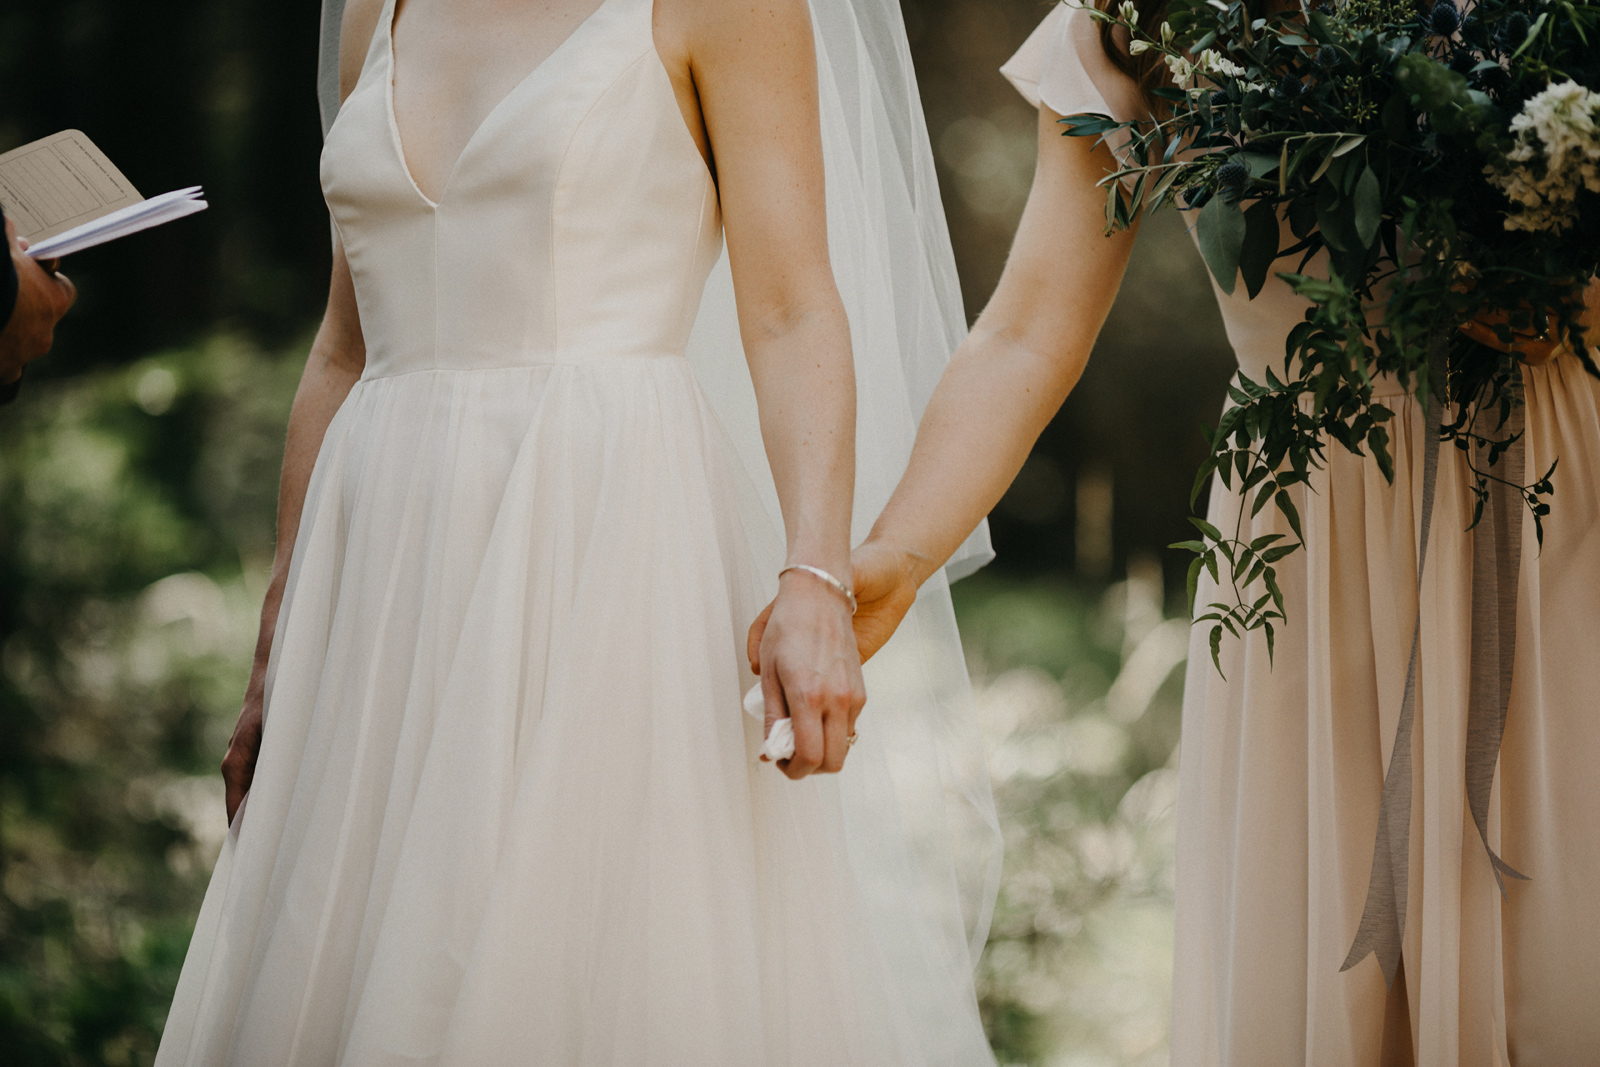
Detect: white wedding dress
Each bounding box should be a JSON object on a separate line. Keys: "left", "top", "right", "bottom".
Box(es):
{"left": 154, "top": 0, "right": 999, "bottom": 1063}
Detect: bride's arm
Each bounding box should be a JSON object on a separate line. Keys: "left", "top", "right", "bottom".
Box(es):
{"left": 850, "top": 106, "right": 1139, "bottom": 661}
{"left": 659, "top": 0, "right": 862, "bottom": 779}
{"left": 221, "top": 243, "right": 366, "bottom": 823}
{"left": 221, "top": 5, "right": 381, "bottom": 823}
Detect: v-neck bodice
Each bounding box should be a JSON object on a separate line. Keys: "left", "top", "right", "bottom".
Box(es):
{"left": 321, "top": 0, "right": 721, "bottom": 379}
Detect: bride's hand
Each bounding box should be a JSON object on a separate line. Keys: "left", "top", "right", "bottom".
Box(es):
{"left": 754, "top": 571, "right": 866, "bottom": 779}
{"left": 222, "top": 670, "right": 267, "bottom": 826}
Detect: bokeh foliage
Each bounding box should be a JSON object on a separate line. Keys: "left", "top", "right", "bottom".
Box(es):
{"left": 0, "top": 341, "right": 299, "bottom": 1064}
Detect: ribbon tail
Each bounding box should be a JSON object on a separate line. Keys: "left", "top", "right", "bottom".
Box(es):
{"left": 1464, "top": 379, "right": 1532, "bottom": 896}
{"left": 1343, "top": 344, "right": 1445, "bottom": 987}
{"left": 1340, "top": 622, "right": 1418, "bottom": 987}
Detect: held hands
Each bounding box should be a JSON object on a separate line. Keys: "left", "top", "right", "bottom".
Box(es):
{"left": 747, "top": 569, "right": 866, "bottom": 779}
{"left": 1, "top": 215, "right": 77, "bottom": 379}
{"left": 745, "top": 540, "right": 927, "bottom": 775}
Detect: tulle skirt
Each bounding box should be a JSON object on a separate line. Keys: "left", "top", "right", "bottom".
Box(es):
{"left": 1172, "top": 357, "right": 1600, "bottom": 1066}
{"left": 154, "top": 356, "right": 994, "bottom": 1067}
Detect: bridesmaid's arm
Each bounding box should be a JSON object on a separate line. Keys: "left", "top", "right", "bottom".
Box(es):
{"left": 222, "top": 242, "right": 366, "bottom": 824}
{"left": 850, "top": 106, "right": 1139, "bottom": 661}
{"left": 658, "top": 0, "right": 862, "bottom": 779}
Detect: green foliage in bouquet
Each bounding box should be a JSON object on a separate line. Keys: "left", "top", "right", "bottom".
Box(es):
{"left": 1065, "top": 0, "right": 1600, "bottom": 670}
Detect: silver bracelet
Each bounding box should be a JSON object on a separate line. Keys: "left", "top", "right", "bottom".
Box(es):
{"left": 779, "top": 564, "right": 858, "bottom": 615}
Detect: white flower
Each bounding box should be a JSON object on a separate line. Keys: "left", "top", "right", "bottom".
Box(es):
{"left": 1195, "top": 49, "right": 1247, "bottom": 78}
{"left": 1165, "top": 54, "right": 1195, "bottom": 81}
{"left": 1129, "top": 39, "right": 1152, "bottom": 54}
{"left": 1487, "top": 80, "right": 1600, "bottom": 233}
{"left": 1118, "top": 0, "right": 1139, "bottom": 25}
{"left": 1160, "top": 21, "right": 1175, "bottom": 46}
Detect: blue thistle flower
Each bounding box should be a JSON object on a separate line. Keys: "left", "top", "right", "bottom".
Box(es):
{"left": 1498, "top": 12, "right": 1530, "bottom": 50}
{"left": 1277, "top": 73, "right": 1302, "bottom": 99}
{"left": 1184, "top": 185, "right": 1214, "bottom": 210}
{"left": 1448, "top": 49, "right": 1477, "bottom": 75}
{"left": 1210, "top": 90, "right": 1230, "bottom": 109}
{"left": 1217, "top": 159, "right": 1251, "bottom": 199}
{"left": 1316, "top": 45, "right": 1339, "bottom": 68}
{"left": 1428, "top": 0, "right": 1460, "bottom": 35}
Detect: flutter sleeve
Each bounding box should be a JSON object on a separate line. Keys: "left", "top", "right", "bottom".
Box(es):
{"left": 1000, "top": 3, "right": 1148, "bottom": 124}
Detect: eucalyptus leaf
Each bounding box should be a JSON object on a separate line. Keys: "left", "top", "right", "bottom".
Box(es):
{"left": 1353, "top": 165, "right": 1381, "bottom": 249}
{"left": 1315, "top": 182, "right": 1351, "bottom": 253}
{"left": 1240, "top": 199, "right": 1280, "bottom": 299}
{"left": 1198, "top": 194, "right": 1247, "bottom": 295}
{"left": 1330, "top": 135, "right": 1367, "bottom": 159}
{"left": 1243, "top": 153, "right": 1280, "bottom": 178}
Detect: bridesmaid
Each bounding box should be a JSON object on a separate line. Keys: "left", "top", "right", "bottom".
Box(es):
{"left": 756, "top": 2, "right": 1600, "bottom": 1062}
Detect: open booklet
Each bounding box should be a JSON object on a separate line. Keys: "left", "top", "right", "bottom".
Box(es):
{"left": 0, "top": 130, "right": 207, "bottom": 260}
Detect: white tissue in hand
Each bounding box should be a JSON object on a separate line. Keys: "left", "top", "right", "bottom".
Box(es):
{"left": 761, "top": 718, "right": 795, "bottom": 762}
{"left": 742, "top": 684, "right": 795, "bottom": 762}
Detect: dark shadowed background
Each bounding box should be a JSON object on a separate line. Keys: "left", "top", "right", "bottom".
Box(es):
{"left": 0, "top": 2, "right": 1235, "bottom": 1062}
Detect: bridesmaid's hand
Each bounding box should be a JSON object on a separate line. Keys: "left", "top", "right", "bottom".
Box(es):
{"left": 222, "top": 674, "right": 266, "bottom": 826}
{"left": 847, "top": 538, "right": 923, "bottom": 665}
{"left": 1459, "top": 306, "right": 1567, "bottom": 366}
{"left": 745, "top": 538, "right": 926, "bottom": 675}
{"left": 753, "top": 572, "right": 865, "bottom": 779}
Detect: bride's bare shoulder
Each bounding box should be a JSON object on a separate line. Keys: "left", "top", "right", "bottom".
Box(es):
{"left": 338, "top": 0, "right": 388, "bottom": 103}
{"left": 654, "top": 0, "right": 814, "bottom": 69}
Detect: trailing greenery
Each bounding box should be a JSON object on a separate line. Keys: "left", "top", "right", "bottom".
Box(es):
{"left": 1064, "top": 0, "right": 1600, "bottom": 670}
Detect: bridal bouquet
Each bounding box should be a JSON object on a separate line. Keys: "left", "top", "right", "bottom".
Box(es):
{"left": 1066, "top": 0, "right": 1600, "bottom": 668}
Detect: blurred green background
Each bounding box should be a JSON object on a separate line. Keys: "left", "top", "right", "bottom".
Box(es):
{"left": 0, "top": 1, "right": 1237, "bottom": 1064}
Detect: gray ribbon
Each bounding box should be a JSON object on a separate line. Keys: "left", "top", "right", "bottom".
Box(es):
{"left": 1465, "top": 383, "right": 1530, "bottom": 897}
{"left": 1340, "top": 349, "right": 1441, "bottom": 986}
{"left": 1342, "top": 342, "right": 1529, "bottom": 985}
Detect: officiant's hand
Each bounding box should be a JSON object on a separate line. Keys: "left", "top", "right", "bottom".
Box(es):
{"left": 752, "top": 571, "right": 866, "bottom": 778}
{"left": 1, "top": 216, "right": 77, "bottom": 381}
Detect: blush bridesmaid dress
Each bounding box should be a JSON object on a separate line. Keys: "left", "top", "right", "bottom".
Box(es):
{"left": 1005, "top": 6, "right": 1600, "bottom": 1065}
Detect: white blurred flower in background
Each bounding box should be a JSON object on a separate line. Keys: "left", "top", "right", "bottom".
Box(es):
{"left": 961, "top": 558, "right": 1186, "bottom": 1066}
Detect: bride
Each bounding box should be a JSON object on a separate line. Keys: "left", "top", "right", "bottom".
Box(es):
{"left": 154, "top": 0, "right": 999, "bottom": 1063}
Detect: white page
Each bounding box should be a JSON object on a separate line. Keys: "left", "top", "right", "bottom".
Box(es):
{"left": 27, "top": 187, "right": 208, "bottom": 260}
{"left": 0, "top": 130, "right": 143, "bottom": 243}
